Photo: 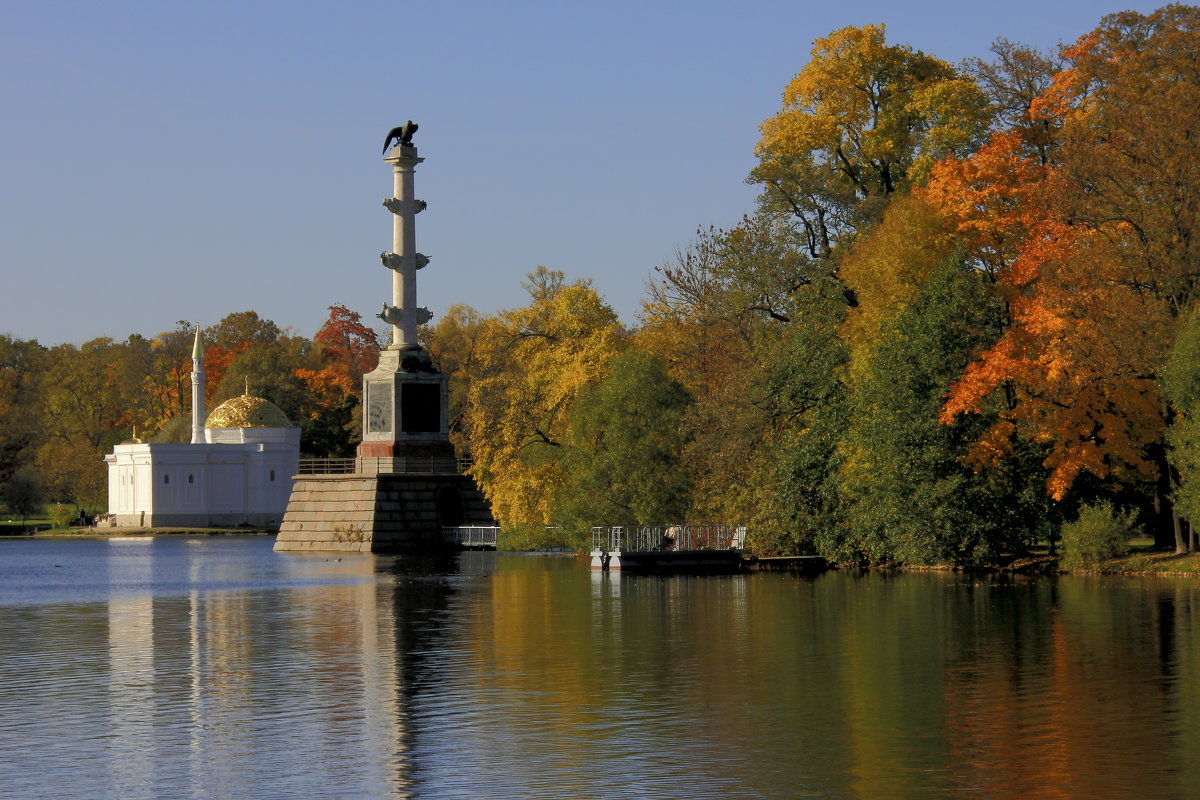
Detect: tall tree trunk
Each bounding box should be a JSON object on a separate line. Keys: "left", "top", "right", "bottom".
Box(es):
{"left": 1151, "top": 440, "right": 1186, "bottom": 552}
{"left": 1151, "top": 487, "right": 1186, "bottom": 552}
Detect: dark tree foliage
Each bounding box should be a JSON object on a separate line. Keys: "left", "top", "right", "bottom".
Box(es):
{"left": 838, "top": 261, "right": 1051, "bottom": 564}
{"left": 552, "top": 349, "right": 692, "bottom": 550}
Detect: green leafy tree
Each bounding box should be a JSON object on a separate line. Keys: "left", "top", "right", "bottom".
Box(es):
{"left": 1060, "top": 501, "right": 1135, "bottom": 570}
{"left": 0, "top": 335, "right": 46, "bottom": 491}
{"left": 39, "top": 338, "right": 128, "bottom": 450}
{"left": 2, "top": 469, "right": 43, "bottom": 529}
{"left": 640, "top": 219, "right": 805, "bottom": 530}
{"left": 1163, "top": 309, "right": 1200, "bottom": 539}
{"left": 36, "top": 437, "right": 106, "bottom": 513}
{"left": 422, "top": 303, "right": 487, "bottom": 457}
{"left": 204, "top": 311, "right": 313, "bottom": 430}
{"left": 152, "top": 415, "right": 191, "bottom": 443}
{"left": 751, "top": 286, "right": 849, "bottom": 556}
{"left": 838, "top": 260, "right": 1046, "bottom": 564}
{"left": 552, "top": 349, "right": 692, "bottom": 550}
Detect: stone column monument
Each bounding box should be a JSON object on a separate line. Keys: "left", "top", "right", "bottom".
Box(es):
{"left": 275, "top": 122, "right": 493, "bottom": 553}
{"left": 357, "top": 122, "right": 454, "bottom": 468}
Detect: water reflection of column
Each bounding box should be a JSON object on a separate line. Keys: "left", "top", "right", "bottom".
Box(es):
{"left": 358, "top": 576, "right": 409, "bottom": 796}
{"left": 275, "top": 554, "right": 413, "bottom": 794}
{"left": 106, "top": 540, "right": 156, "bottom": 799}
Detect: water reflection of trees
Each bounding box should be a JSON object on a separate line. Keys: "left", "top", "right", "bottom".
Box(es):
{"left": 31, "top": 545, "right": 1200, "bottom": 799}
{"left": 447, "top": 565, "right": 1200, "bottom": 798}
{"left": 941, "top": 577, "right": 1200, "bottom": 799}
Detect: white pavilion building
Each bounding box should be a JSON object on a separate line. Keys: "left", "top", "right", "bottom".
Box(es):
{"left": 104, "top": 329, "right": 300, "bottom": 528}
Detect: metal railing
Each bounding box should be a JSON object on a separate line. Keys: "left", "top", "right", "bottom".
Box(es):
{"left": 443, "top": 526, "right": 500, "bottom": 547}
{"left": 297, "top": 457, "right": 473, "bottom": 475}
{"left": 591, "top": 524, "right": 746, "bottom": 553}
{"left": 297, "top": 458, "right": 357, "bottom": 474}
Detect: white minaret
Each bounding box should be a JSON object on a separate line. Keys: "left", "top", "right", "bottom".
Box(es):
{"left": 190, "top": 325, "right": 206, "bottom": 444}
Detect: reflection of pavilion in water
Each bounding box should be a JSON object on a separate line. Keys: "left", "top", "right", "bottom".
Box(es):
{"left": 102, "top": 543, "right": 459, "bottom": 798}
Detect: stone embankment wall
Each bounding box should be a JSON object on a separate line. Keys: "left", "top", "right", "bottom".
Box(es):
{"left": 275, "top": 473, "right": 492, "bottom": 553}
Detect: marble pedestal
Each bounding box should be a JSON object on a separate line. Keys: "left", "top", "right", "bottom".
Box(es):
{"left": 358, "top": 345, "right": 454, "bottom": 460}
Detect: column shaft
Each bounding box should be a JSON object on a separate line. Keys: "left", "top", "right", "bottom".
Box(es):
{"left": 392, "top": 162, "right": 419, "bottom": 348}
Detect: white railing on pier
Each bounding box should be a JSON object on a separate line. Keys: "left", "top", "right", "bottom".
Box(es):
{"left": 591, "top": 524, "right": 746, "bottom": 553}
{"left": 443, "top": 526, "right": 500, "bottom": 547}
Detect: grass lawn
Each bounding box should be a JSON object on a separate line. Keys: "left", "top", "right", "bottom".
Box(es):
{"left": 1100, "top": 549, "right": 1200, "bottom": 575}
{"left": 29, "top": 527, "right": 273, "bottom": 538}
{"left": 0, "top": 516, "right": 52, "bottom": 535}
{"left": 2, "top": 505, "right": 272, "bottom": 537}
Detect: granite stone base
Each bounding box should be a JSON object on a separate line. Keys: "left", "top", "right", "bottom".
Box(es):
{"left": 274, "top": 472, "right": 493, "bottom": 553}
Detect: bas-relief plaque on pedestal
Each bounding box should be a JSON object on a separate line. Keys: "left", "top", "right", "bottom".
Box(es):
{"left": 366, "top": 385, "right": 393, "bottom": 435}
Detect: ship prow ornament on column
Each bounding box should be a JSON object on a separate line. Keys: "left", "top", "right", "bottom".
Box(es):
{"left": 275, "top": 122, "right": 494, "bottom": 553}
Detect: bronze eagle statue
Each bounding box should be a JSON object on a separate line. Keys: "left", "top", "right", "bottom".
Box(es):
{"left": 382, "top": 121, "right": 419, "bottom": 153}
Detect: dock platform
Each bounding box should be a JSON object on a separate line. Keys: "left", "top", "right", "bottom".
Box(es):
{"left": 590, "top": 525, "right": 747, "bottom": 573}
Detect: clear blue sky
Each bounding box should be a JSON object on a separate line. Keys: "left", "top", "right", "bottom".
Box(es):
{"left": 1, "top": 0, "right": 1165, "bottom": 345}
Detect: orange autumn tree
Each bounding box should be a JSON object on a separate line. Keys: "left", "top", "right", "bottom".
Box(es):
{"left": 927, "top": 6, "right": 1200, "bottom": 548}
{"left": 926, "top": 131, "right": 1170, "bottom": 501}
{"left": 1032, "top": 5, "right": 1200, "bottom": 318}
{"left": 295, "top": 305, "right": 380, "bottom": 456}
{"left": 203, "top": 311, "right": 287, "bottom": 401}
{"left": 934, "top": 214, "right": 1170, "bottom": 501}
{"left": 1047, "top": 4, "right": 1200, "bottom": 550}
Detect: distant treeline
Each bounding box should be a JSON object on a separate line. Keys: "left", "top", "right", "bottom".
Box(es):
{"left": 0, "top": 306, "right": 380, "bottom": 516}
{"left": 5, "top": 7, "right": 1200, "bottom": 564}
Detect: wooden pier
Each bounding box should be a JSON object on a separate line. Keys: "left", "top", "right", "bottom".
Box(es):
{"left": 590, "top": 525, "right": 748, "bottom": 573}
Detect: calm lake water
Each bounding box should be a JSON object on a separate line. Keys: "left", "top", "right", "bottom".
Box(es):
{"left": 1, "top": 537, "right": 1199, "bottom": 799}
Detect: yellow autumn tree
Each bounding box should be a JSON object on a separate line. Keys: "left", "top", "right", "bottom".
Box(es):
{"left": 464, "top": 267, "right": 625, "bottom": 541}
{"left": 838, "top": 191, "right": 957, "bottom": 365}
{"left": 752, "top": 24, "right": 989, "bottom": 255}
{"left": 422, "top": 303, "right": 488, "bottom": 457}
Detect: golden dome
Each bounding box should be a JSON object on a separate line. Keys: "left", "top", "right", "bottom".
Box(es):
{"left": 205, "top": 394, "right": 294, "bottom": 429}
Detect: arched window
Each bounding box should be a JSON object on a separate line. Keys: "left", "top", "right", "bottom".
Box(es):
{"left": 188, "top": 474, "right": 194, "bottom": 484}
{"left": 163, "top": 474, "right": 170, "bottom": 485}
{"left": 269, "top": 470, "right": 276, "bottom": 482}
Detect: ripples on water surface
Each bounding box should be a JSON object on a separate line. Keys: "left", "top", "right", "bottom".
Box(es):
{"left": 2, "top": 537, "right": 1200, "bottom": 799}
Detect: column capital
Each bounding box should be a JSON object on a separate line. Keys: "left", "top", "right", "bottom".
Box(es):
{"left": 384, "top": 144, "right": 424, "bottom": 168}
